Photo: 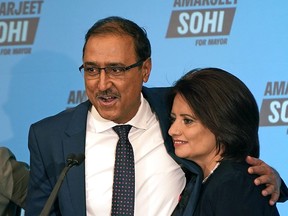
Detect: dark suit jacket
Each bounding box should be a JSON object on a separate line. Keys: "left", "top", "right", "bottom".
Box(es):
{"left": 192, "top": 161, "right": 279, "bottom": 216}
{"left": 25, "top": 87, "right": 203, "bottom": 215}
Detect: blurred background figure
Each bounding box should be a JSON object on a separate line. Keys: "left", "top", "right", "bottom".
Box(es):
{"left": 0, "top": 147, "right": 29, "bottom": 216}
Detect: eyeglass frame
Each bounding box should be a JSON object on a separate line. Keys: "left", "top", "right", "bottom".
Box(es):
{"left": 78, "top": 59, "right": 146, "bottom": 79}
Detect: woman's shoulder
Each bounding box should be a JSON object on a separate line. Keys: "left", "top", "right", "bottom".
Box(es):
{"left": 210, "top": 160, "right": 257, "bottom": 185}
{"left": 197, "top": 160, "right": 279, "bottom": 215}
{"left": 204, "top": 160, "right": 265, "bottom": 197}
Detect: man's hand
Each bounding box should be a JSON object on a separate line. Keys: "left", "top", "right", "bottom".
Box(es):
{"left": 246, "top": 156, "right": 281, "bottom": 206}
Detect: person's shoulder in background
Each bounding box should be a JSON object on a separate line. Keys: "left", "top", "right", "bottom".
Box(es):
{"left": 0, "top": 147, "right": 29, "bottom": 215}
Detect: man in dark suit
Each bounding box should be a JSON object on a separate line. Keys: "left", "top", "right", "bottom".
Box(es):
{"left": 25, "top": 16, "right": 287, "bottom": 215}
{"left": 0, "top": 147, "right": 29, "bottom": 216}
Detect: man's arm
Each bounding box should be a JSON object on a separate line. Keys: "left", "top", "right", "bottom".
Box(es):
{"left": 246, "top": 156, "right": 288, "bottom": 205}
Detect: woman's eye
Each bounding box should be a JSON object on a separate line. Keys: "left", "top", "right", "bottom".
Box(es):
{"left": 183, "top": 118, "right": 193, "bottom": 124}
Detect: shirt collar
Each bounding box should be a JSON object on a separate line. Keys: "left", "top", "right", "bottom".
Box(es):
{"left": 90, "top": 93, "right": 153, "bottom": 133}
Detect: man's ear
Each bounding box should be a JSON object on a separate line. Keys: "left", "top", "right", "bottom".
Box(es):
{"left": 142, "top": 58, "right": 152, "bottom": 83}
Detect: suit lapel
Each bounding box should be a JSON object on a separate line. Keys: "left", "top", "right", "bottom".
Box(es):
{"left": 61, "top": 100, "right": 91, "bottom": 215}
{"left": 62, "top": 134, "right": 86, "bottom": 215}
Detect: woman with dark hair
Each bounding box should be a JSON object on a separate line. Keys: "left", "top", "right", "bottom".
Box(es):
{"left": 169, "top": 68, "right": 280, "bottom": 215}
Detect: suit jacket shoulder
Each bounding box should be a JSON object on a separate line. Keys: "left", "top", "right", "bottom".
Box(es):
{"left": 31, "top": 100, "right": 91, "bottom": 134}
{"left": 142, "top": 86, "right": 174, "bottom": 152}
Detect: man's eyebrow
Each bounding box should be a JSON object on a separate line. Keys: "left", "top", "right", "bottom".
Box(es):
{"left": 83, "top": 61, "right": 97, "bottom": 66}
{"left": 84, "top": 61, "right": 124, "bottom": 67}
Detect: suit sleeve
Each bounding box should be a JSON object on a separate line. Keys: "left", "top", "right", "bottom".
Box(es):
{"left": 279, "top": 179, "right": 288, "bottom": 202}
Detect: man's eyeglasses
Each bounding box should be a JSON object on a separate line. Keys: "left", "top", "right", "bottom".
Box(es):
{"left": 79, "top": 60, "right": 144, "bottom": 79}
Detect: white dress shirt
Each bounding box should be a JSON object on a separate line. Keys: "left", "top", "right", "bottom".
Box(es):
{"left": 85, "top": 94, "right": 185, "bottom": 216}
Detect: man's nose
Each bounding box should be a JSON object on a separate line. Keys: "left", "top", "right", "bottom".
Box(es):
{"left": 97, "top": 70, "right": 112, "bottom": 91}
